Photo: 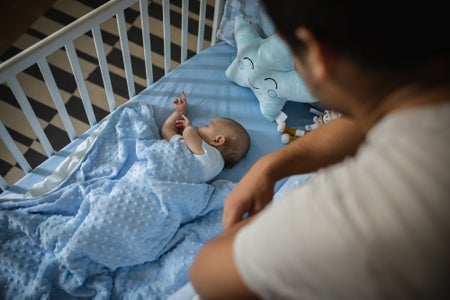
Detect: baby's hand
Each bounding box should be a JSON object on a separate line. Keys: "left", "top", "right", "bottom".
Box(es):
{"left": 175, "top": 114, "right": 191, "bottom": 131}
{"left": 173, "top": 90, "right": 188, "bottom": 115}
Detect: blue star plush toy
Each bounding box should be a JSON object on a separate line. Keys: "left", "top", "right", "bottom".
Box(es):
{"left": 226, "top": 16, "right": 316, "bottom": 125}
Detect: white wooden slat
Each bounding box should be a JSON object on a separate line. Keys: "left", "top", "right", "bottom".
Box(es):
{"left": 0, "top": 121, "right": 32, "bottom": 173}
{"left": 0, "top": 0, "right": 138, "bottom": 84}
{"left": 116, "top": 10, "right": 136, "bottom": 98}
{"left": 38, "top": 59, "right": 76, "bottom": 141}
{"left": 197, "top": 0, "right": 207, "bottom": 53}
{"left": 0, "top": 175, "right": 8, "bottom": 191}
{"left": 211, "top": 0, "right": 225, "bottom": 45}
{"left": 65, "top": 40, "right": 97, "bottom": 126}
{"left": 139, "top": 0, "right": 153, "bottom": 85}
{"left": 92, "top": 25, "right": 116, "bottom": 112}
{"left": 162, "top": 0, "right": 171, "bottom": 74}
{"left": 7, "top": 77, "right": 54, "bottom": 157}
{"left": 181, "top": 0, "right": 189, "bottom": 63}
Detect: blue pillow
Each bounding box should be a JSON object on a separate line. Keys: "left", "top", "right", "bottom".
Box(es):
{"left": 225, "top": 16, "right": 317, "bottom": 122}
{"left": 217, "top": 0, "right": 275, "bottom": 47}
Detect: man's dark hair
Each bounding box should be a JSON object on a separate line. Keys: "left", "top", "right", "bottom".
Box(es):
{"left": 261, "top": 0, "right": 450, "bottom": 86}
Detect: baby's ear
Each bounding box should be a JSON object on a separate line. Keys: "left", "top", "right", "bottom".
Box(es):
{"left": 211, "top": 135, "right": 225, "bottom": 146}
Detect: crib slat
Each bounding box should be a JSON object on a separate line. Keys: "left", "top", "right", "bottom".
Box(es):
{"left": 38, "top": 59, "right": 76, "bottom": 141}
{"left": 0, "top": 0, "right": 138, "bottom": 84}
{"left": 139, "top": 0, "right": 153, "bottom": 85}
{"left": 7, "top": 77, "right": 54, "bottom": 157}
{"left": 116, "top": 10, "right": 136, "bottom": 98}
{"left": 196, "top": 0, "right": 207, "bottom": 53}
{"left": 0, "top": 175, "right": 7, "bottom": 191}
{"left": 181, "top": 0, "right": 189, "bottom": 63}
{"left": 162, "top": 0, "right": 171, "bottom": 74}
{"left": 65, "top": 41, "right": 97, "bottom": 126}
{"left": 0, "top": 121, "right": 32, "bottom": 173}
{"left": 92, "top": 25, "right": 116, "bottom": 112}
{"left": 211, "top": 0, "right": 225, "bottom": 45}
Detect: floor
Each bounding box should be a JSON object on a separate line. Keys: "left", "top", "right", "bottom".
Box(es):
{"left": 0, "top": 0, "right": 57, "bottom": 55}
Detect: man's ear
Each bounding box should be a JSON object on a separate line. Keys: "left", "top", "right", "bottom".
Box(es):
{"left": 295, "top": 27, "right": 335, "bottom": 81}
{"left": 211, "top": 135, "right": 225, "bottom": 146}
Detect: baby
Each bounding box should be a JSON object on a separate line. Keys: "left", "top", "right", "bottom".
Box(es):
{"left": 161, "top": 91, "right": 251, "bottom": 181}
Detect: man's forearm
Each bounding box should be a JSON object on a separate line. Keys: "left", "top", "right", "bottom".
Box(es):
{"left": 265, "top": 117, "right": 365, "bottom": 181}
{"left": 190, "top": 216, "right": 258, "bottom": 299}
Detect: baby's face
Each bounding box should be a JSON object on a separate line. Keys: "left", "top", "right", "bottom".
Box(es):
{"left": 197, "top": 118, "right": 227, "bottom": 142}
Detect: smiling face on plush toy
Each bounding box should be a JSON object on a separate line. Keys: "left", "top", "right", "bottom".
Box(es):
{"left": 238, "top": 56, "right": 280, "bottom": 100}
{"left": 226, "top": 16, "right": 316, "bottom": 122}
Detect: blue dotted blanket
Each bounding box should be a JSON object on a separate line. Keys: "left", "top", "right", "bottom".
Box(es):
{"left": 0, "top": 102, "right": 234, "bottom": 299}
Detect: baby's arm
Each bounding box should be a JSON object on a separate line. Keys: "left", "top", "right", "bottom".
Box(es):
{"left": 176, "top": 115, "right": 205, "bottom": 155}
{"left": 161, "top": 91, "right": 188, "bottom": 140}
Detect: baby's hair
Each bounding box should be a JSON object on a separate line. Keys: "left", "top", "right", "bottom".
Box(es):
{"left": 218, "top": 118, "right": 251, "bottom": 167}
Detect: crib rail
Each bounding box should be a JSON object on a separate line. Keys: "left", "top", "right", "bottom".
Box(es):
{"left": 0, "top": 0, "right": 225, "bottom": 191}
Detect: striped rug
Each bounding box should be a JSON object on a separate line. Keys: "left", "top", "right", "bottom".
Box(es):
{"left": 0, "top": 0, "right": 216, "bottom": 188}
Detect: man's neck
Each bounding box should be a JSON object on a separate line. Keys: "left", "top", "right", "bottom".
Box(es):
{"left": 356, "top": 84, "right": 450, "bottom": 133}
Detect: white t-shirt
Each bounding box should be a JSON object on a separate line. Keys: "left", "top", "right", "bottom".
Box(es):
{"left": 234, "top": 103, "right": 450, "bottom": 299}
{"left": 170, "top": 135, "right": 224, "bottom": 182}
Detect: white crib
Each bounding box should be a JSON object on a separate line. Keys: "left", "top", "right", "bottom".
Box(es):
{"left": 0, "top": 0, "right": 224, "bottom": 192}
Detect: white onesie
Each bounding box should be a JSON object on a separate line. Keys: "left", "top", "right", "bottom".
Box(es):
{"left": 170, "top": 135, "right": 224, "bottom": 182}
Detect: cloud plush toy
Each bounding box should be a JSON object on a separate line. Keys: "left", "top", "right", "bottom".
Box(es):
{"left": 226, "top": 16, "right": 316, "bottom": 122}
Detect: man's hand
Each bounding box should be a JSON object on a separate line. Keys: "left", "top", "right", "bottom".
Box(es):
{"left": 222, "top": 156, "right": 276, "bottom": 230}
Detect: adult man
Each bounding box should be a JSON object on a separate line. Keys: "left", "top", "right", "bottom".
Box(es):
{"left": 190, "top": 0, "right": 450, "bottom": 298}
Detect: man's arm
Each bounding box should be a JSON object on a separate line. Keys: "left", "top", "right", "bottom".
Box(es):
{"left": 190, "top": 117, "right": 366, "bottom": 298}
{"left": 222, "top": 116, "right": 365, "bottom": 229}
{"left": 189, "top": 217, "right": 258, "bottom": 299}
